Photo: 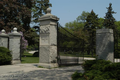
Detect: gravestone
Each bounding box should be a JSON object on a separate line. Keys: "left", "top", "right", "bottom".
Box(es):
{"left": 9, "top": 28, "right": 22, "bottom": 64}
{"left": 0, "top": 29, "right": 8, "bottom": 48}
{"left": 96, "top": 29, "right": 114, "bottom": 62}
{"left": 39, "top": 8, "right": 59, "bottom": 68}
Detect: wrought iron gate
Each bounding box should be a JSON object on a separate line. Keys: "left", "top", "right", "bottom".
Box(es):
{"left": 57, "top": 22, "right": 84, "bottom": 66}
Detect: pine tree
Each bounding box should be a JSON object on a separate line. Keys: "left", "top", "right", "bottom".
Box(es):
{"left": 84, "top": 10, "right": 99, "bottom": 55}
{"left": 104, "top": 3, "right": 116, "bottom": 29}
{"left": 104, "top": 3, "right": 120, "bottom": 58}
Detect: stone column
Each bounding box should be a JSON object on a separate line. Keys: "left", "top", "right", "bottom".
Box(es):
{"left": 0, "top": 29, "right": 8, "bottom": 48}
{"left": 9, "top": 28, "right": 22, "bottom": 64}
{"left": 38, "top": 8, "right": 59, "bottom": 68}
{"left": 96, "top": 29, "right": 114, "bottom": 62}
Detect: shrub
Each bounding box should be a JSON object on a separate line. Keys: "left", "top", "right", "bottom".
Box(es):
{"left": 103, "top": 63, "right": 120, "bottom": 79}
{"left": 33, "top": 52, "right": 39, "bottom": 57}
{"left": 82, "top": 60, "right": 96, "bottom": 71}
{"left": 72, "top": 60, "right": 120, "bottom": 80}
{"left": 0, "top": 47, "right": 12, "bottom": 65}
{"left": 83, "top": 59, "right": 111, "bottom": 71}
{"left": 72, "top": 71, "right": 85, "bottom": 80}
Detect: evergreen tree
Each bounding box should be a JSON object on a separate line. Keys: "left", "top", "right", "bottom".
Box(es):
{"left": 104, "top": 3, "right": 116, "bottom": 29}
{"left": 84, "top": 10, "right": 99, "bottom": 55}
{"left": 104, "top": 3, "right": 120, "bottom": 58}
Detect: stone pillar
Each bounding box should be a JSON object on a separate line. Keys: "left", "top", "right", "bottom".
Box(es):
{"left": 38, "top": 8, "right": 59, "bottom": 68}
{"left": 96, "top": 29, "right": 114, "bottom": 62}
{"left": 0, "top": 29, "right": 8, "bottom": 48}
{"left": 9, "top": 28, "right": 22, "bottom": 64}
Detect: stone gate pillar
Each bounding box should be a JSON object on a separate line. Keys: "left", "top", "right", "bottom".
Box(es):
{"left": 9, "top": 28, "right": 22, "bottom": 64}
{"left": 96, "top": 29, "right": 114, "bottom": 62}
{"left": 0, "top": 29, "right": 8, "bottom": 48}
{"left": 39, "top": 8, "right": 59, "bottom": 68}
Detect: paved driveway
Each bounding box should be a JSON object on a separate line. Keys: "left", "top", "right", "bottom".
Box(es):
{"left": 0, "top": 64, "right": 84, "bottom": 80}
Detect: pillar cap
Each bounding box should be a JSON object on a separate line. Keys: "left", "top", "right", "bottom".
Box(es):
{"left": 0, "top": 29, "right": 8, "bottom": 37}
{"left": 96, "top": 29, "right": 113, "bottom": 34}
{"left": 9, "top": 27, "right": 21, "bottom": 36}
{"left": 39, "top": 8, "right": 59, "bottom": 21}
{"left": 47, "top": 8, "right": 51, "bottom": 14}
{"left": 13, "top": 27, "right": 18, "bottom": 33}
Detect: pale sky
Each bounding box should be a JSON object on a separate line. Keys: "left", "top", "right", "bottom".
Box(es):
{"left": 50, "top": 0, "right": 120, "bottom": 26}
{"left": 30, "top": 0, "right": 120, "bottom": 27}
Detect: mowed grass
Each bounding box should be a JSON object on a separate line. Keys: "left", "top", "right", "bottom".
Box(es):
{"left": 21, "top": 51, "right": 39, "bottom": 63}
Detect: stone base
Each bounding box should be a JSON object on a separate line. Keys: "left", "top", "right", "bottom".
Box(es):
{"left": 38, "top": 63, "right": 58, "bottom": 68}
{"left": 11, "top": 60, "right": 21, "bottom": 64}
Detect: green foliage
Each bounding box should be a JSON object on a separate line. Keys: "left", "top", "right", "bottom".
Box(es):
{"left": 72, "top": 71, "right": 85, "bottom": 80}
{"left": 25, "top": 28, "right": 39, "bottom": 46}
{"left": 84, "top": 10, "right": 100, "bottom": 55}
{"left": 83, "top": 60, "right": 97, "bottom": 71}
{"left": 114, "top": 21, "right": 120, "bottom": 58}
{"left": 84, "top": 70, "right": 103, "bottom": 80}
{"left": 0, "top": 47, "right": 12, "bottom": 65}
{"left": 65, "top": 20, "right": 84, "bottom": 31}
{"left": 104, "top": 3, "right": 116, "bottom": 29}
{"left": 60, "top": 12, "right": 90, "bottom": 53}
{"left": 83, "top": 60, "right": 111, "bottom": 71}
{"left": 103, "top": 63, "right": 120, "bottom": 79}
{"left": 0, "top": 0, "right": 34, "bottom": 32}
{"left": 76, "top": 11, "right": 90, "bottom": 23}
{"left": 103, "top": 3, "right": 120, "bottom": 58}
{"left": 98, "top": 18, "right": 104, "bottom": 29}
{"left": 64, "top": 10, "right": 104, "bottom": 56}
{"left": 72, "top": 60, "right": 120, "bottom": 80}
{"left": 65, "top": 11, "right": 90, "bottom": 31}
{"left": 32, "top": 0, "right": 52, "bottom": 24}
{"left": 115, "top": 21, "right": 120, "bottom": 31}
{"left": 84, "top": 10, "right": 100, "bottom": 29}
{"left": 66, "top": 50, "right": 73, "bottom": 54}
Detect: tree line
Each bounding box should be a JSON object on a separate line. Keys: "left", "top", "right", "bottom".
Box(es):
{"left": 62, "top": 3, "right": 120, "bottom": 57}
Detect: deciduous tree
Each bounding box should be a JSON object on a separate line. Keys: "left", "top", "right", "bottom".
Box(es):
{"left": 0, "top": 0, "right": 34, "bottom": 32}
{"left": 32, "top": 0, "right": 52, "bottom": 29}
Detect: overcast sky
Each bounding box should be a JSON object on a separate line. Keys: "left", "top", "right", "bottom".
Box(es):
{"left": 49, "top": 0, "right": 120, "bottom": 26}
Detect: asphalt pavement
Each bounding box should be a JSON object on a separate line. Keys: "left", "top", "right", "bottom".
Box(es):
{"left": 0, "top": 63, "right": 84, "bottom": 80}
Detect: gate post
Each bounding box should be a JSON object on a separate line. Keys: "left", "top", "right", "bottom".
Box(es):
{"left": 0, "top": 29, "right": 8, "bottom": 48}
{"left": 39, "top": 8, "right": 59, "bottom": 68}
{"left": 96, "top": 29, "right": 114, "bottom": 62}
{"left": 9, "top": 28, "right": 22, "bottom": 64}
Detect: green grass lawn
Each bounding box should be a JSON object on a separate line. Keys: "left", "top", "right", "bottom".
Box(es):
{"left": 21, "top": 51, "right": 39, "bottom": 63}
